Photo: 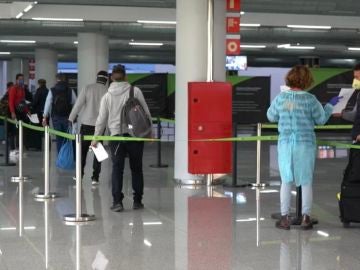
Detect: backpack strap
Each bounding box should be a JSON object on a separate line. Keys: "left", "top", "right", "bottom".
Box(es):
{"left": 130, "top": 85, "right": 134, "bottom": 99}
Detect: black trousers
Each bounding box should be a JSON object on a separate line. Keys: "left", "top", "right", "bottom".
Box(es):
{"left": 80, "top": 124, "right": 101, "bottom": 180}
{"left": 109, "top": 138, "right": 144, "bottom": 204}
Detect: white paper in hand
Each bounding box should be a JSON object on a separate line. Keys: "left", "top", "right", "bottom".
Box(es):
{"left": 27, "top": 114, "right": 40, "bottom": 124}
{"left": 90, "top": 143, "right": 109, "bottom": 162}
{"left": 332, "top": 88, "right": 355, "bottom": 114}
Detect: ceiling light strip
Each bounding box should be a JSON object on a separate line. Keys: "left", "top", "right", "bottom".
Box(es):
{"left": 287, "top": 25, "right": 332, "bottom": 30}
{"left": 240, "top": 23, "right": 261, "bottom": 27}
{"left": 348, "top": 47, "right": 360, "bottom": 51}
{"left": 240, "top": 45, "right": 266, "bottom": 48}
{"left": 32, "top": 18, "right": 84, "bottom": 22}
{"left": 129, "top": 42, "right": 163, "bottom": 46}
{"left": 137, "top": 20, "right": 176, "bottom": 25}
{"left": 0, "top": 52, "right": 11, "bottom": 55}
{"left": 0, "top": 40, "right": 36, "bottom": 44}
{"left": 285, "top": 46, "right": 316, "bottom": 50}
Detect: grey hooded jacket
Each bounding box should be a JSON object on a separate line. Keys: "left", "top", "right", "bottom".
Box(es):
{"left": 94, "top": 81, "right": 151, "bottom": 136}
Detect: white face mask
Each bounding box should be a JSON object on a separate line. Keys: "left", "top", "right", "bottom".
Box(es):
{"left": 353, "top": 78, "right": 360, "bottom": 89}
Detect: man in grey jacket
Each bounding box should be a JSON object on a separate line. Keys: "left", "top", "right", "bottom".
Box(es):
{"left": 69, "top": 70, "right": 108, "bottom": 185}
{"left": 92, "top": 64, "right": 151, "bottom": 212}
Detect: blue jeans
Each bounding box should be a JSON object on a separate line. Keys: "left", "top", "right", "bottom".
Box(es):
{"left": 280, "top": 182, "right": 313, "bottom": 216}
{"left": 52, "top": 116, "right": 69, "bottom": 153}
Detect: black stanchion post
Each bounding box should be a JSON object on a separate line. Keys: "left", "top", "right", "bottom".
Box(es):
{"left": 150, "top": 117, "right": 168, "bottom": 168}
{"left": 0, "top": 118, "right": 15, "bottom": 166}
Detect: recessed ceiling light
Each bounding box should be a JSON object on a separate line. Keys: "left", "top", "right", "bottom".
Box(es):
{"left": 240, "top": 11, "right": 245, "bottom": 15}
{"left": 285, "top": 46, "right": 316, "bottom": 50}
{"left": 287, "top": 25, "right": 332, "bottom": 30}
{"left": 15, "top": 12, "right": 24, "bottom": 19}
{"left": 0, "top": 40, "right": 36, "bottom": 44}
{"left": 129, "top": 42, "right": 163, "bottom": 46}
{"left": 137, "top": 20, "right": 176, "bottom": 25}
{"left": 0, "top": 52, "right": 11, "bottom": 55}
{"left": 73, "top": 41, "right": 78, "bottom": 44}
{"left": 24, "top": 4, "right": 33, "bottom": 12}
{"left": 32, "top": 17, "right": 84, "bottom": 21}
{"left": 240, "top": 23, "right": 261, "bottom": 27}
{"left": 240, "top": 44, "right": 266, "bottom": 48}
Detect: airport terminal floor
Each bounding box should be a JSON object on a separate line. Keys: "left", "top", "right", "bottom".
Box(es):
{"left": 0, "top": 139, "right": 359, "bottom": 270}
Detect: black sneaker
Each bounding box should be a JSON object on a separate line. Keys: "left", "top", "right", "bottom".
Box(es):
{"left": 133, "top": 201, "right": 144, "bottom": 210}
{"left": 110, "top": 202, "right": 124, "bottom": 212}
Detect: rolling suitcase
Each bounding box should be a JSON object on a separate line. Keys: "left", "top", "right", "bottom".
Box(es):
{"left": 339, "top": 146, "right": 360, "bottom": 227}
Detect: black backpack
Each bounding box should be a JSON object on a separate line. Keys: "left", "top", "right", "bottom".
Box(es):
{"left": 51, "top": 87, "right": 72, "bottom": 117}
{"left": 121, "top": 86, "right": 152, "bottom": 138}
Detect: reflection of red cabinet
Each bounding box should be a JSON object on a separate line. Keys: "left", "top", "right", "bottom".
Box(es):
{"left": 188, "top": 82, "right": 232, "bottom": 174}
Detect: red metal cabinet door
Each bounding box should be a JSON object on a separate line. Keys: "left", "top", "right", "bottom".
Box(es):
{"left": 188, "top": 82, "right": 233, "bottom": 174}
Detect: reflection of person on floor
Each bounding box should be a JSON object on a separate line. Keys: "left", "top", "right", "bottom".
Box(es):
{"left": 267, "top": 65, "right": 341, "bottom": 230}
{"left": 280, "top": 232, "right": 312, "bottom": 270}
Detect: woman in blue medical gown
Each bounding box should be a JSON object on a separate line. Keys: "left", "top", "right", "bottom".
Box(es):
{"left": 267, "top": 65, "right": 341, "bottom": 230}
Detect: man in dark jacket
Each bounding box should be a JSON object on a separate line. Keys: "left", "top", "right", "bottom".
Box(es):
{"left": 342, "top": 64, "right": 360, "bottom": 141}
{"left": 42, "top": 73, "right": 76, "bottom": 152}
{"left": 33, "top": 79, "right": 49, "bottom": 125}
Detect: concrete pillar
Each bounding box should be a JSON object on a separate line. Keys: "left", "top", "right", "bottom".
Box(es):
{"left": 213, "top": 0, "right": 226, "bottom": 82}
{"left": 174, "top": 0, "right": 226, "bottom": 182}
{"left": 35, "top": 48, "right": 57, "bottom": 89}
{"left": 77, "top": 33, "right": 108, "bottom": 93}
{"left": 8, "top": 58, "right": 23, "bottom": 83}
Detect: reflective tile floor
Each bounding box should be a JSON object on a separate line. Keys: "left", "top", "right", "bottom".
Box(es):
{"left": 0, "top": 140, "right": 359, "bottom": 270}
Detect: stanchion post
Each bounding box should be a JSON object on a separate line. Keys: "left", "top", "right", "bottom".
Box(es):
{"left": 1, "top": 118, "right": 15, "bottom": 166}
{"left": 150, "top": 117, "right": 168, "bottom": 168}
{"left": 251, "top": 123, "right": 266, "bottom": 187}
{"left": 63, "top": 134, "right": 95, "bottom": 224}
{"left": 11, "top": 120, "right": 30, "bottom": 182}
{"left": 35, "top": 125, "right": 58, "bottom": 199}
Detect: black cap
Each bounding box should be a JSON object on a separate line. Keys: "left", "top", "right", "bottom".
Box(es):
{"left": 96, "top": 70, "right": 109, "bottom": 85}
{"left": 112, "top": 64, "right": 126, "bottom": 75}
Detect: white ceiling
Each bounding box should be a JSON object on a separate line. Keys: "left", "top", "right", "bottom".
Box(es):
{"left": 0, "top": 0, "right": 359, "bottom": 67}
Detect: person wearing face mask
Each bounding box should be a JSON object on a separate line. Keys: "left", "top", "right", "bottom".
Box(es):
{"left": 8, "top": 73, "right": 29, "bottom": 121}
{"left": 68, "top": 70, "right": 109, "bottom": 185}
{"left": 267, "top": 65, "right": 341, "bottom": 230}
{"left": 342, "top": 64, "right": 360, "bottom": 142}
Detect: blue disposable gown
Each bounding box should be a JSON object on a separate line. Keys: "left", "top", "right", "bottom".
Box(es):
{"left": 267, "top": 90, "right": 333, "bottom": 186}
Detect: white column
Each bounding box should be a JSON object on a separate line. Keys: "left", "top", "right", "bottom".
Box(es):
{"left": 22, "top": 60, "right": 29, "bottom": 86}
{"left": 213, "top": 0, "right": 226, "bottom": 82}
{"left": 175, "top": 0, "right": 208, "bottom": 182}
{"left": 175, "top": 0, "right": 226, "bottom": 182}
{"left": 8, "top": 58, "right": 23, "bottom": 83}
{"left": 35, "top": 49, "right": 58, "bottom": 89}
{"left": 77, "top": 33, "right": 108, "bottom": 93}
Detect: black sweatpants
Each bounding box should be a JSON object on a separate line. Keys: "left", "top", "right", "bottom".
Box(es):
{"left": 109, "top": 137, "right": 144, "bottom": 204}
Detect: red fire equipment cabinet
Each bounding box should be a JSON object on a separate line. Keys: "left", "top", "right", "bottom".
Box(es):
{"left": 188, "top": 82, "right": 233, "bottom": 174}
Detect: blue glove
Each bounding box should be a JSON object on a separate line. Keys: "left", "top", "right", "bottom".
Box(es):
{"left": 328, "top": 96, "right": 343, "bottom": 106}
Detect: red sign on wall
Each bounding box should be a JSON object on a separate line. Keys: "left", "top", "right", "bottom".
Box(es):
{"left": 226, "top": 39, "right": 241, "bottom": 55}
{"left": 226, "top": 17, "right": 240, "bottom": 33}
{"left": 226, "top": 0, "right": 241, "bottom": 12}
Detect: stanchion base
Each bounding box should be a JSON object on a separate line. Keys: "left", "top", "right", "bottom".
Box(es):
{"left": 150, "top": 164, "right": 169, "bottom": 168}
{"left": 224, "top": 182, "right": 252, "bottom": 188}
{"left": 251, "top": 183, "right": 269, "bottom": 188}
{"left": 11, "top": 176, "right": 31, "bottom": 183}
{"left": 34, "top": 192, "right": 59, "bottom": 200}
{"left": 0, "top": 162, "right": 16, "bottom": 167}
{"left": 63, "top": 214, "right": 96, "bottom": 224}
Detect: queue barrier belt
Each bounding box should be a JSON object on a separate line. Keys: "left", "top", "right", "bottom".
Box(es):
{"left": 2, "top": 117, "right": 360, "bottom": 149}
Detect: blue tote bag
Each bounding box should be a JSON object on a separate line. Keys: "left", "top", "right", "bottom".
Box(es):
{"left": 56, "top": 129, "right": 75, "bottom": 170}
